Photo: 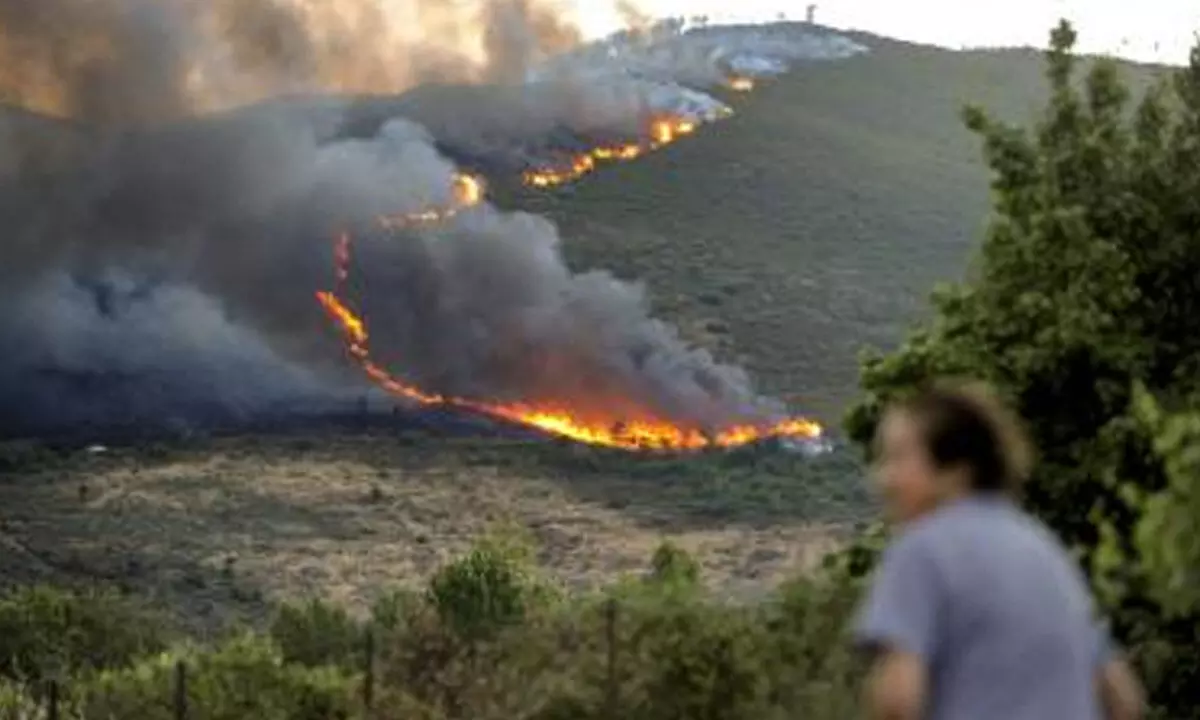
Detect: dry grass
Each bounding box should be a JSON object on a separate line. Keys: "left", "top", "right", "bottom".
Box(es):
{"left": 0, "top": 434, "right": 850, "bottom": 632}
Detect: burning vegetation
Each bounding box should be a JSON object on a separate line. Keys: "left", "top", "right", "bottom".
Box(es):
{"left": 317, "top": 208, "right": 822, "bottom": 451}
{"left": 0, "top": 3, "right": 861, "bottom": 444}
{"left": 522, "top": 116, "right": 699, "bottom": 188}
{"left": 316, "top": 107, "right": 823, "bottom": 453}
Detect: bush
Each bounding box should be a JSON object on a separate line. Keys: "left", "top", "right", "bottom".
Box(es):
{"left": 426, "top": 534, "right": 556, "bottom": 641}
{"left": 0, "top": 538, "right": 870, "bottom": 720}
{"left": 270, "top": 598, "right": 365, "bottom": 669}
{"left": 648, "top": 541, "right": 701, "bottom": 588}
{"left": 0, "top": 679, "right": 41, "bottom": 719}
{"left": 0, "top": 585, "right": 168, "bottom": 685}
{"left": 79, "top": 635, "right": 357, "bottom": 720}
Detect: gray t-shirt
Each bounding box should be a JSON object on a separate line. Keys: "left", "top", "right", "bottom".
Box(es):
{"left": 853, "top": 495, "right": 1111, "bottom": 720}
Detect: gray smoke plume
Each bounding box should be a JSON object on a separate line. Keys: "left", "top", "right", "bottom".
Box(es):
{"left": 0, "top": 1, "right": 860, "bottom": 440}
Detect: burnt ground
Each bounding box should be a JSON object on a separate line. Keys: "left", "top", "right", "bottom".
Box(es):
{"left": 0, "top": 430, "right": 865, "bottom": 633}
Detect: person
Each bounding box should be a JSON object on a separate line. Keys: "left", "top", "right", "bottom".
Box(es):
{"left": 853, "top": 381, "right": 1145, "bottom": 720}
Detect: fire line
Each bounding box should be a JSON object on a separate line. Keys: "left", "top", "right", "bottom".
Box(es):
{"left": 315, "top": 114, "right": 823, "bottom": 452}
{"left": 522, "top": 116, "right": 700, "bottom": 188}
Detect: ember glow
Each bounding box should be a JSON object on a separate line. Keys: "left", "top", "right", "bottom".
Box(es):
{"left": 379, "top": 174, "right": 485, "bottom": 228}
{"left": 523, "top": 116, "right": 701, "bottom": 188}
{"left": 729, "top": 76, "right": 755, "bottom": 92}
{"left": 315, "top": 171, "right": 823, "bottom": 452}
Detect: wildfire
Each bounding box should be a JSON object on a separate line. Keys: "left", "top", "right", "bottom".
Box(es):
{"left": 729, "top": 76, "right": 755, "bottom": 92}
{"left": 379, "top": 173, "right": 484, "bottom": 228}
{"left": 314, "top": 175, "right": 822, "bottom": 451}
{"left": 523, "top": 116, "right": 702, "bottom": 189}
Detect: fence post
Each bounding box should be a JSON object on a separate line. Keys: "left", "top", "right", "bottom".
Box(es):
{"left": 363, "top": 625, "right": 376, "bottom": 713}
{"left": 45, "top": 679, "right": 58, "bottom": 720}
{"left": 173, "top": 660, "right": 187, "bottom": 720}
{"left": 604, "top": 598, "right": 619, "bottom": 720}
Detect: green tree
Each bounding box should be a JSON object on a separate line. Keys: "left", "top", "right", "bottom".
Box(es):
{"left": 844, "top": 21, "right": 1200, "bottom": 715}
{"left": 426, "top": 533, "right": 556, "bottom": 641}
{"left": 1121, "top": 385, "right": 1200, "bottom": 618}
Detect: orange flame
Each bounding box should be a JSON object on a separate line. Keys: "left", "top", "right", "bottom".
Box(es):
{"left": 522, "top": 116, "right": 705, "bottom": 189}
{"left": 379, "top": 173, "right": 485, "bottom": 228}
{"left": 315, "top": 172, "right": 823, "bottom": 452}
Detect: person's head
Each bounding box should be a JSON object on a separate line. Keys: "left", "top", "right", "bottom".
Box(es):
{"left": 873, "top": 380, "right": 1033, "bottom": 524}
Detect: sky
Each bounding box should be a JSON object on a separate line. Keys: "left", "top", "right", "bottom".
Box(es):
{"left": 577, "top": 0, "right": 1198, "bottom": 65}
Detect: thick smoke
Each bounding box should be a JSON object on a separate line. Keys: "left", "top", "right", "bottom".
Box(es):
{"left": 0, "top": 0, "right": 585, "bottom": 124}
{"left": 0, "top": 1, "right": 864, "bottom": 439}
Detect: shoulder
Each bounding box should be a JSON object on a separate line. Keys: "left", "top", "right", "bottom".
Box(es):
{"left": 876, "top": 502, "right": 988, "bottom": 579}
{"left": 887, "top": 507, "right": 959, "bottom": 559}
{"left": 874, "top": 518, "right": 946, "bottom": 585}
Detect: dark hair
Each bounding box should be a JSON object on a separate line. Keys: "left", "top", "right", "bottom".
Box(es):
{"left": 892, "top": 381, "right": 1033, "bottom": 494}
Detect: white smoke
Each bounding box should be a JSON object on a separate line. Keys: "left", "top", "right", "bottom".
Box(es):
{"left": 525, "top": 20, "right": 869, "bottom": 121}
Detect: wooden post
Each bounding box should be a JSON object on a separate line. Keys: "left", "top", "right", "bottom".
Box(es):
{"left": 173, "top": 660, "right": 187, "bottom": 720}
{"left": 605, "top": 599, "right": 619, "bottom": 720}
{"left": 45, "top": 679, "right": 59, "bottom": 720}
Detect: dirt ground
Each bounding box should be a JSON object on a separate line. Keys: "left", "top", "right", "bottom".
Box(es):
{"left": 0, "top": 433, "right": 848, "bottom": 633}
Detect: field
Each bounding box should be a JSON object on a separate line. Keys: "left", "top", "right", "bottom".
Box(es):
{"left": 0, "top": 32, "right": 1164, "bottom": 629}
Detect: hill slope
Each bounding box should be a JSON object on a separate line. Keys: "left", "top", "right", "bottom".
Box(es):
{"left": 513, "top": 36, "right": 1161, "bottom": 421}
{"left": 0, "top": 35, "right": 1168, "bottom": 626}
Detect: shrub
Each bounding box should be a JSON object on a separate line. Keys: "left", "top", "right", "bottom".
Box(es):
{"left": 0, "top": 585, "right": 168, "bottom": 685}
{"left": 648, "top": 541, "right": 701, "bottom": 588}
{"left": 79, "top": 635, "right": 357, "bottom": 720}
{"left": 270, "top": 598, "right": 365, "bottom": 669}
{"left": 426, "top": 534, "right": 554, "bottom": 641}
{"left": 0, "top": 678, "right": 41, "bottom": 719}
{"left": 0, "top": 541, "right": 872, "bottom": 720}
{"left": 369, "top": 588, "right": 423, "bottom": 632}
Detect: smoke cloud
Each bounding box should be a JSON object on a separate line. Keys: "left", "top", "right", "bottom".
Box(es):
{"left": 0, "top": 0, "right": 587, "bottom": 124}
{"left": 0, "top": 0, "right": 865, "bottom": 440}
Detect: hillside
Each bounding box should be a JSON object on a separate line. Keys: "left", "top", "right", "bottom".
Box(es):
{"left": 514, "top": 35, "right": 1161, "bottom": 422}
{"left": 0, "top": 34, "right": 1168, "bottom": 627}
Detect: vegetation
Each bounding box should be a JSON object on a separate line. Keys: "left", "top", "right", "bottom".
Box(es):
{"left": 530, "top": 33, "right": 1162, "bottom": 420}
{"left": 0, "top": 541, "right": 865, "bottom": 719}
{"left": 845, "top": 21, "right": 1200, "bottom": 718}
{"left": 3, "top": 21, "right": 1199, "bottom": 719}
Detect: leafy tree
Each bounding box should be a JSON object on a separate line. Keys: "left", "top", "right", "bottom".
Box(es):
{"left": 426, "top": 533, "right": 556, "bottom": 641}
{"left": 844, "top": 21, "right": 1200, "bottom": 714}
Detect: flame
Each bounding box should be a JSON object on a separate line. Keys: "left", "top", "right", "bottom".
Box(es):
{"left": 522, "top": 116, "right": 704, "bottom": 189}
{"left": 315, "top": 171, "right": 823, "bottom": 452}
{"left": 729, "top": 76, "right": 755, "bottom": 92}
{"left": 379, "top": 173, "right": 485, "bottom": 228}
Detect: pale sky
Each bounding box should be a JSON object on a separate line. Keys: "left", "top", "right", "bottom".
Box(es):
{"left": 577, "top": 0, "right": 1198, "bottom": 65}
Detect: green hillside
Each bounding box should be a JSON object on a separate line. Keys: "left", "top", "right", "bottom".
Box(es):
{"left": 508, "top": 35, "right": 1161, "bottom": 423}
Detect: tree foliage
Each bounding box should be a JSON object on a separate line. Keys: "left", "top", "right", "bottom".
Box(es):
{"left": 844, "top": 21, "right": 1200, "bottom": 714}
